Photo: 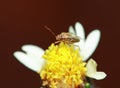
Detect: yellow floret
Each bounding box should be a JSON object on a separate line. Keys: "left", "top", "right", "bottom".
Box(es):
{"left": 39, "top": 42, "right": 86, "bottom": 88}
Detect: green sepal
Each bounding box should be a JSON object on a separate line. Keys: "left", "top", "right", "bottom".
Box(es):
{"left": 85, "top": 82, "right": 90, "bottom": 88}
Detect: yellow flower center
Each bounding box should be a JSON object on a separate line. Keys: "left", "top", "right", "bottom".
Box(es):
{"left": 39, "top": 42, "right": 86, "bottom": 88}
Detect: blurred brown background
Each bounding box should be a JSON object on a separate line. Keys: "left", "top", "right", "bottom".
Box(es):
{"left": 0, "top": 0, "right": 119, "bottom": 88}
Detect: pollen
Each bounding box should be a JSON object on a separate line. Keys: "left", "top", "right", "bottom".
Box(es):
{"left": 39, "top": 42, "right": 86, "bottom": 88}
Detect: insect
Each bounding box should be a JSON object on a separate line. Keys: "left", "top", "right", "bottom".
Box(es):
{"left": 44, "top": 26, "right": 80, "bottom": 44}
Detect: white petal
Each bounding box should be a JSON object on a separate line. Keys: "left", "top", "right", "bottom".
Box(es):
{"left": 81, "top": 30, "right": 101, "bottom": 61}
{"left": 22, "top": 44, "right": 44, "bottom": 57}
{"left": 14, "top": 51, "right": 45, "bottom": 72}
{"left": 74, "top": 22, "right": 85, "bottom": 51}
{"left": 86, "top": 59, "right": 97, "bottom": 74}
{"left": 22, "top": 45, "right": 45, "bottom": 64}
{"left": 75, "top": 22, "right": 85, "bottom": 39}
{"left": 88, "top": 72, "right": 107, "bottom": 80}
{"left": 68, "top": 26, "right": 75, "bottom": 34}
{"left": 86, "top": 59, "right": 107, "bottom": 80}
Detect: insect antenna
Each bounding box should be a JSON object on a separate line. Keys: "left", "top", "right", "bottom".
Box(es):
{"left": 44, "top": 26, "right": 56, "bottom": 38}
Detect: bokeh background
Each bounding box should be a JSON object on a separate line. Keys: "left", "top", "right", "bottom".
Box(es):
{"left": 0, "top": 0, "right": 119, "bottom": 88}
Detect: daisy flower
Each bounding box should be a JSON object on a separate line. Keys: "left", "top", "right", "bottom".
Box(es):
{"left": 14, "top": 22, "right": 106, "bottom": 88}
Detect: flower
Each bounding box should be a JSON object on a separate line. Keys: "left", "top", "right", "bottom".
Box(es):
{"left": 13, "top": 22, "right": 107, "bottom": 88}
